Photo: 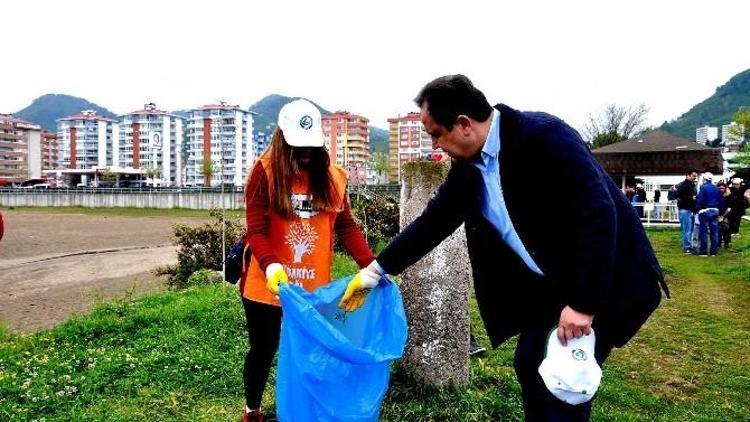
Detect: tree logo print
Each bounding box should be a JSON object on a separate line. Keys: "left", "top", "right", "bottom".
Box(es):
{"left": 286, "top": 222, "right": 318, "bottom": 263}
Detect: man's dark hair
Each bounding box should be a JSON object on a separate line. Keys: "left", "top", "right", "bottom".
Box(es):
{"left": 686, "top": 169, "right": 698, "bottom": 176}
{"left": 414, "top": 74, "right": 493, "bottom": 130}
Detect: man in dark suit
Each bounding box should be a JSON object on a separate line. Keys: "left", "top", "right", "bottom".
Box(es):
{"left": 339, "top": 75, "right": 669, "bottom": 421}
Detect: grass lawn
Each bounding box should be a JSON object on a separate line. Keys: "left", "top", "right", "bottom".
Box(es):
{"left": 1, "top": 226, "right": 748, "bottom": 421}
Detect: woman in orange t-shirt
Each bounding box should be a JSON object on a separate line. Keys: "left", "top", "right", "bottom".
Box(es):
{"left": 238, "top": 99, "right": 375, "bottom": 422}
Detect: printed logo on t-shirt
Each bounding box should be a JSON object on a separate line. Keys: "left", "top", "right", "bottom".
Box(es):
{"left": 291, "top": 193, "right": 318, "bottom": 219}
{"left": 286, "top": 221, "right": 318, "bottom": 263}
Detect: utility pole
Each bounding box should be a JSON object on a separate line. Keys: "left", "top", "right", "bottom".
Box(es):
{"left": 218, "top": 102, "right": 226, "bottom": 281}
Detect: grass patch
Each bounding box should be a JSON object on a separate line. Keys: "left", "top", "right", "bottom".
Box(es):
{"left": 1, "top": 228, "right": 748, "bottom": 420}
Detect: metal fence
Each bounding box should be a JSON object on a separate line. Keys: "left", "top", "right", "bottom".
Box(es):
{"left": 632, "top": 202, "right": 680, "bottom": 227}
{"left": 0, "top": 186, "right": 683, "bottom": 228}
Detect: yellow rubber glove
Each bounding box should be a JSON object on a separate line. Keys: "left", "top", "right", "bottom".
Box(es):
{"left": 265, "top": 263, "right": 288, "bottom": 295}
{"left": 338, "top": 261, "right": 382, "bottom": 312}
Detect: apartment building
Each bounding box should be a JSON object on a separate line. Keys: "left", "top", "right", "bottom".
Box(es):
{"left": 322, "top": 111, "right": 370, "bottom": 177}
{"left": 118, "top": 103, "right": 185, "bottom": 186}
{"left": 0, "top": 114, "right": 43, "bottom": 182}
{"left": 387, "top": 112, "right": 433, "bottom": 182}
{"left": 57, "top": 110, "right": 118, "bottom": 169}
{"left": 185, "top": 103, "right": 254, "bottom": 187}
{"left": 695, "top": 125, "right": 719, "bottom": 144}
{"left": 41, "top": 131, "right": 58, "bottom": 170}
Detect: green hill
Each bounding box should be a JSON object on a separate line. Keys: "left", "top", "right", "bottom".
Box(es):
{"left": 249, "top": 94, "right": 388, "bottom": 153}
{"left": 368, "top": 126, "right": 388, "bottom": 153}
{"left": 14, "top": 94, "right": 118, "bottom": 132}
{"left": 248, "top": 94, "right": 330, "bottom": 135}
{"left": 661, "top": 69, "right": 750, "bottom": 139}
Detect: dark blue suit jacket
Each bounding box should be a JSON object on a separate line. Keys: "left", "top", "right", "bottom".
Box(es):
{"left": 378, "top": 104, "right": 668, "bottom": 348}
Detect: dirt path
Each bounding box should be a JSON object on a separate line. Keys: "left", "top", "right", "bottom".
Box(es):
{"left": 0, "top": 210, "right": 207, "bottom": 333}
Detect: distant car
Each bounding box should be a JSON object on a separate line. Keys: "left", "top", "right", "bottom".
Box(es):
{"left": 32, "top": 183, "right": 51, "bottom": 189}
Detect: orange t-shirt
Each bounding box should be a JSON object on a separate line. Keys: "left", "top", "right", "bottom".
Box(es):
{"left": 242, "top": 157, "right": 348, "bottom": 306}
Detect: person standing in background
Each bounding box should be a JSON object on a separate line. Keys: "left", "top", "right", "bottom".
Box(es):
{"left": 675, "top": 170, "right": 698, "bottom": 253}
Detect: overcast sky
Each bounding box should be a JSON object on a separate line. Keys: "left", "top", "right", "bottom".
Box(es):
{"left": 3, "top": 0, "right": 749, "bottom": 133}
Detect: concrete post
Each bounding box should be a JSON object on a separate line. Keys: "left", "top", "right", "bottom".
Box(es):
{"left": 398, "top": 161, "right": 470, "bottom": 387}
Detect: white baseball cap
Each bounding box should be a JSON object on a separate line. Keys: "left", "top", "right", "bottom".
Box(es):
{"left": 277, "top": 99, "right": 324, "bottom": 147}
{"left": 703, "top": 172, "right": 714, "bottom": 181}
{"left": 538, "top": 327, "right": 602, "bottom": 405}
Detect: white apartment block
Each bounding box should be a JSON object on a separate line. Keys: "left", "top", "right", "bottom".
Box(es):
{"left": 118, "top": 103, "right": 185, "bottom": 186}
{"left": 57, "top": 110, "right": 118, "bottom": 169}
{"left": 722, "top": 122, "right": 745, "bottom": 145}
{"left": 185, "top": 103, "right": 254, "bottom": 187}
{"left": 695, "top": 125, "right": 718, "bottom": 144}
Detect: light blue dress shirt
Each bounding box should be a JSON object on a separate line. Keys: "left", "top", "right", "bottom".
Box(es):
{"left": 472, "top": 109, "right": 544, "bottom": 275}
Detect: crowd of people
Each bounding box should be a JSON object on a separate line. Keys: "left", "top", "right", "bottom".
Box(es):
{"left": 673, "top": 170, "right": 749, "bottom": 256}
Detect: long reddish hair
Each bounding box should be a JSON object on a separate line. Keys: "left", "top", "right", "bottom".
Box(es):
{"left": 251, "top": 127, "right": 341, "bottom": 218}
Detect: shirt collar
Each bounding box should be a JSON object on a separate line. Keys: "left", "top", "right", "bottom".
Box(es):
{"left": 480, "top": 109, "right": 500, "bottom": 164}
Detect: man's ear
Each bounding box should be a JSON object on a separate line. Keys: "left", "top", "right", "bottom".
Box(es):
{"left": 456, "top": 115, "right": 472, "bottom": 134}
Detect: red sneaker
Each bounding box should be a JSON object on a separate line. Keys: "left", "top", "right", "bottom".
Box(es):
{"left": 242, "top": 410, "right": 265, "bottom": 422}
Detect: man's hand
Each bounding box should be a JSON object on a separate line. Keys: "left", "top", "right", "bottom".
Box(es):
{"left": 557, "top": 305, "right": 594, "bottom": 346}
{"left": 265, "top": 263, "right": 288, "bottom": 295}
{"left": 338, "top": 261, "right": 382, "bottom": 312}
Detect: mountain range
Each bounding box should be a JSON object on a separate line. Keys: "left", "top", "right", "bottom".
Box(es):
{"left": 14, "top": 94, "right": 117, "bottom": 132}
{"left": 11, "top": 68, "right": 750, "bottom": 152}
{"left": 247, "top": 94, "right": 388, "bottom": 153}
{"left": 660, "top": 69, "right": 750, "bottom": 139}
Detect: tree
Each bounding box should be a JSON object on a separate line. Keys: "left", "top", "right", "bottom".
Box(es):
{"left": 729, "top": 108, "right": 750, "bottom": 143}
{"left": 728, "top": 143, "right": 750, "bottom": 169}
{"left": 99, "top": 167, "right": 119, "bottom": 187}
{"left": 146, "top": 166, "right": 161, "bottom": 179}
{"left": 371, "top": 152, "right": 389, "bottom": 182}
{"left": 100, "top": 168, "right": 117, "bottom": 182}
{"left": 590, "top": 131, "right": 627, "bottom": 149}
{"left": 201, "top": 157, "right": 214, "bottom": 187}
{"left": 729, "top": 109, "right": 750, "bottom": 169}
{"left": 585, "top": 103, "right": 649, "bottom": 149}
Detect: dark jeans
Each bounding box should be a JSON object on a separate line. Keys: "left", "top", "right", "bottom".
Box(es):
{"left": 513, "top": 312, "right": 613, "bottom": 422}
{"left": 698, "top": 209, "right": 720, "bottom": 255}
{"left": 242, "top": 298, "right": 282, "bottom": 410}
{"left": 720, "top": 220, "right": 731, "bottom": 248}
{"left": 728, "top": 211, "right": 743, "bottom": 234}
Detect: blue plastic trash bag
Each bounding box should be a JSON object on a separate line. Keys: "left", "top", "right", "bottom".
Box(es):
{"left": 276, "top": 275, "right": 407, "bottom": 422}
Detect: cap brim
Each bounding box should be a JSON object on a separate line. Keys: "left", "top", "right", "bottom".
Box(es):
{"left": 284, "top": 133, "right": 324, "bottom": 147}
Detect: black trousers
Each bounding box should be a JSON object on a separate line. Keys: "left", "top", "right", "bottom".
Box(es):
{"left": 720, "top": 220, "right": 732, "bottom": 248}
{"left": 728, "top": 211, "right": 743, "bottom": 235}
{"left": 513, "top": 311, "right": 614, "bottom": 422}
{"left": 242, "top": 297, "right": 282, "bottom": 410}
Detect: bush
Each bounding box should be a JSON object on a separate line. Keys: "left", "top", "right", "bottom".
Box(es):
{"left": 187, "top": 268, "right": 223, "bottom": 286}
{"left": 347, "top": 193, "right": 399, "bottom": 250}
{"left": 165, "top": 208, "right": 244, "bottom": 288}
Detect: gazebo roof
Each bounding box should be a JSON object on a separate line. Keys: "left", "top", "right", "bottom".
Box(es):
{"left": 592, "top": 131, "right": 723, "bottom": 176}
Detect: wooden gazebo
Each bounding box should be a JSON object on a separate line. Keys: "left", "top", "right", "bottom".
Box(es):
{"left": 592, "top": 131, "right": 723, "bottom": 187}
